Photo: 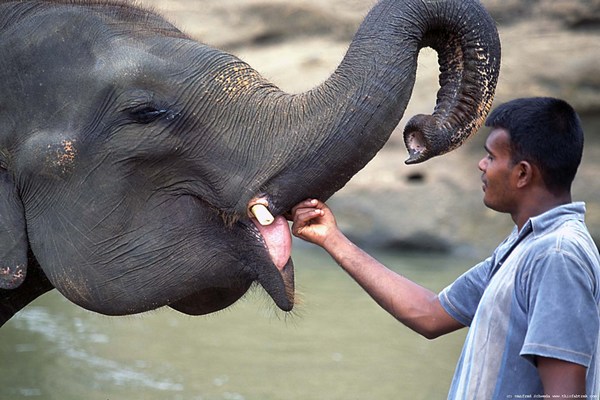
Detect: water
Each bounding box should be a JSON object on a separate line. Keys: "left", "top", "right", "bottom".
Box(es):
{"left": 0, "top": 246, "right": 475, "bottom": 400}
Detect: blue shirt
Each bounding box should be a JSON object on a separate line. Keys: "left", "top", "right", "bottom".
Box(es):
{"left": 440, "top": 202, "right": 600, "bottom": 399}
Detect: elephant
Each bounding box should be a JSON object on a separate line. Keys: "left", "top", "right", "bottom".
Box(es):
{"left": 0, "top": 0, "right": 500, "bottom": 327}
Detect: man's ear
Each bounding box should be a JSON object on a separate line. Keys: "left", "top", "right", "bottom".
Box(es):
{"left": 0, "top": 169, "right": 28, "bottom": 289}
{"left": 515, "top": 160, "right": 534, "bottom": 189}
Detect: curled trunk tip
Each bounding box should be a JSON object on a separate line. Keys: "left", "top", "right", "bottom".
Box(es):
{"left": 402, "top": 0, "right": 501, "bottom": 164}
{"left": 403, "top": 114, "right": 447, "bottom": 164}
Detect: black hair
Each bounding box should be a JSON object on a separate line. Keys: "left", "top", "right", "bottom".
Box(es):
{"left": 485, "top": 97, "right": 583, "bottom": 194}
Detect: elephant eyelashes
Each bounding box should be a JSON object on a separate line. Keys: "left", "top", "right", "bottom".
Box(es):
{"left": 127, "top": 105, "right": 172, "bottom": 124}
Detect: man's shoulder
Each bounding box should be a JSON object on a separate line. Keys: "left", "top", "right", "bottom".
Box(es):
{"left": 517, "top": 219, "right": 600, "bottom": 300}
{"left": 535, "top": 217, "right": 598, "bottom": 261}
{"left": 528, "top": 203, "right": 596, "bottom": 258}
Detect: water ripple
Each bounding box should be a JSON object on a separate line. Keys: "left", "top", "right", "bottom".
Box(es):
{"left": 13, "top": 307, "right": 183, "bottom": 392}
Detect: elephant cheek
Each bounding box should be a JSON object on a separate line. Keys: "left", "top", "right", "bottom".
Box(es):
{"left": 169, "top": 280, "right": 252, "bottom": 315}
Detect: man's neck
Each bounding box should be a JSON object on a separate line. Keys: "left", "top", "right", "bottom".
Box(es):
{"left": 513, "top": 190, "right": 572, "bottom": 231}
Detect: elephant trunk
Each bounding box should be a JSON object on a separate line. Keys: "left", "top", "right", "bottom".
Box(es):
{"left": 403, "top": 2, "right": 501, "bottom": 164}
{"left": 257, "top": 0, "right": 500, "bottom": 211}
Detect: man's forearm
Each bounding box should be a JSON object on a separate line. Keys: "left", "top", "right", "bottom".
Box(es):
{"left": 322, "top": 231, "right": 464, "bottom": 339}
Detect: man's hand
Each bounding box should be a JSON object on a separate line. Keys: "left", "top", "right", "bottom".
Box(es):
{"left": 290, "top": 199, "right": 338, "bottom": 248}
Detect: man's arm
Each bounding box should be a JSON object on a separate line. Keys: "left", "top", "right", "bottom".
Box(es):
{"left": 291, "top": 199, "right": 464, "bottom": 339}
{"left": 536, "top": 356, "right": 587, "bottom": 396}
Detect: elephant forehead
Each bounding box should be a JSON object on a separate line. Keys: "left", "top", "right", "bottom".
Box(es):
{"left": 3, "top": 8, "right": 172, "bottom": 87}
{"left": 92, "top": 42, "right": 171, "bottom": 83}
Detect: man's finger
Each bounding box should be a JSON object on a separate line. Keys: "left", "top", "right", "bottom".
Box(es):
{"left": 293, "top": 208, "right": 321, "bottom": 223}
{"left": 291, "top": 199, "right": 319, "bottom": 214}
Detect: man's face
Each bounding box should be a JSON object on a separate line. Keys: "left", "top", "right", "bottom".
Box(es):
{"left": 478, "top": 128, "right": 519, "bottom": 213}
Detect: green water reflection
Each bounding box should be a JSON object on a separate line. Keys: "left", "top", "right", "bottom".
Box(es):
{"left": 0, "top": 247, "right": 474, "bottom": 400}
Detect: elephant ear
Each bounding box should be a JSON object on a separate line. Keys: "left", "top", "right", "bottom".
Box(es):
{"left": 0, "top": 168, "right": 28, "bottom": 289}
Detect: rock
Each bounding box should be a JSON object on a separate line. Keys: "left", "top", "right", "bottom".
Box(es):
{"left": 482, "top": 0, "right": 537, "bottom": 24}
{"left": 482, "top": 0, "right": 600, "bottom": 28}
{"left": 535, "top": 0, "right": 600, "bottom": 28}
{"left": 492, "top": 22, "right": 600, "bottom": 114}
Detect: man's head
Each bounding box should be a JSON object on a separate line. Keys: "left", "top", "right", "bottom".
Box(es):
{"left": 478, "top": 97, "right": 583, "bottom": 219}
{"left": 484, "top": 97, "right": 584, "bottom": 195}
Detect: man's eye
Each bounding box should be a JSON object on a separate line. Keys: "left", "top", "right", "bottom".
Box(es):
{"left": 128, "top": 106, "right": 169, "bottom": 124}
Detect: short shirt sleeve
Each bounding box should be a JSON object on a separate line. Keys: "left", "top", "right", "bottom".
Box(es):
{"left": 439, "top": 257, "right": 493, "bottom": 327}
{"left": 520, "top": 249, "right": 599, "bottom": 367}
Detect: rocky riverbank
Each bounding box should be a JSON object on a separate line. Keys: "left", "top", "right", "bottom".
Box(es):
{"left": 142, "top": 0, "right": 600, "bottom": 256}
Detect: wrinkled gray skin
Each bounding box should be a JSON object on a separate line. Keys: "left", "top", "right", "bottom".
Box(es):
{"left": 0, "top": 0, "right": 500, "bottom": 326}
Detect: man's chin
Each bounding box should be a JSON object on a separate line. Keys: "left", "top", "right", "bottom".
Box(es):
{"left": 482, "top": 197, "right": 495, "bottom": 211}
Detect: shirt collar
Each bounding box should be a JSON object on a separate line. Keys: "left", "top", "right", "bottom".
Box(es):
{"left": 526, "top": 202, "right": 586, "bottom": 237}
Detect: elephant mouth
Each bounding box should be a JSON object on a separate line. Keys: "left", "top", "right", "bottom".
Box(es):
{"left": 252, "top": 215, "right": 291, "bottom": 269}
{"left": 169, "top": 197, "right": 295, "bottom": 316}
{"left": 248, "top": 199, "right": 295, "bottom": 312}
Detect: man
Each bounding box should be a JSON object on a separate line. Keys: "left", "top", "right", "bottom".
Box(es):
{"left": 291, "top": 97, "right": 600, "bottom": 398}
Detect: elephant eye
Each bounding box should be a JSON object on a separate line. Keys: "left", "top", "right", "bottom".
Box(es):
{"left": 129, "top": 106, "right": 168, "bottom": 124}
{"left": 127, "top": 105, "right": 169, "bottom": 124}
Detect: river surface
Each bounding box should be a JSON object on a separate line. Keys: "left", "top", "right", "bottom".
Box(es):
{"left": 0, "top": 247, "right": 476, "bottom": 400}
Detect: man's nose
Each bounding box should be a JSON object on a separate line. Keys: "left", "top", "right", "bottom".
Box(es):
{"left": 478, "top": 158, "right": 486, "bottom": 172}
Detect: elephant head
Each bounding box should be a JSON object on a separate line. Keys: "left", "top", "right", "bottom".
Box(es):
{"left": 0, "top": 0, "right": 500, "bottom": 325}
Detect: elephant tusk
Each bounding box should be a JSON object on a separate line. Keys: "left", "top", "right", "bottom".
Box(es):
{"left": 250, "top": 204, "right": 275, "bottom": 226}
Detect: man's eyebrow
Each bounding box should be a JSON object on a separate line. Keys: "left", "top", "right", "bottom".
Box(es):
{"left": 484, "top": 144, "right": 493, "bottom": 154}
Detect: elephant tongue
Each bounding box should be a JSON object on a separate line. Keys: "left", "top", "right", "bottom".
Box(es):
{"left": 253, "top": 216, "right": 291, "bottom": 270}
